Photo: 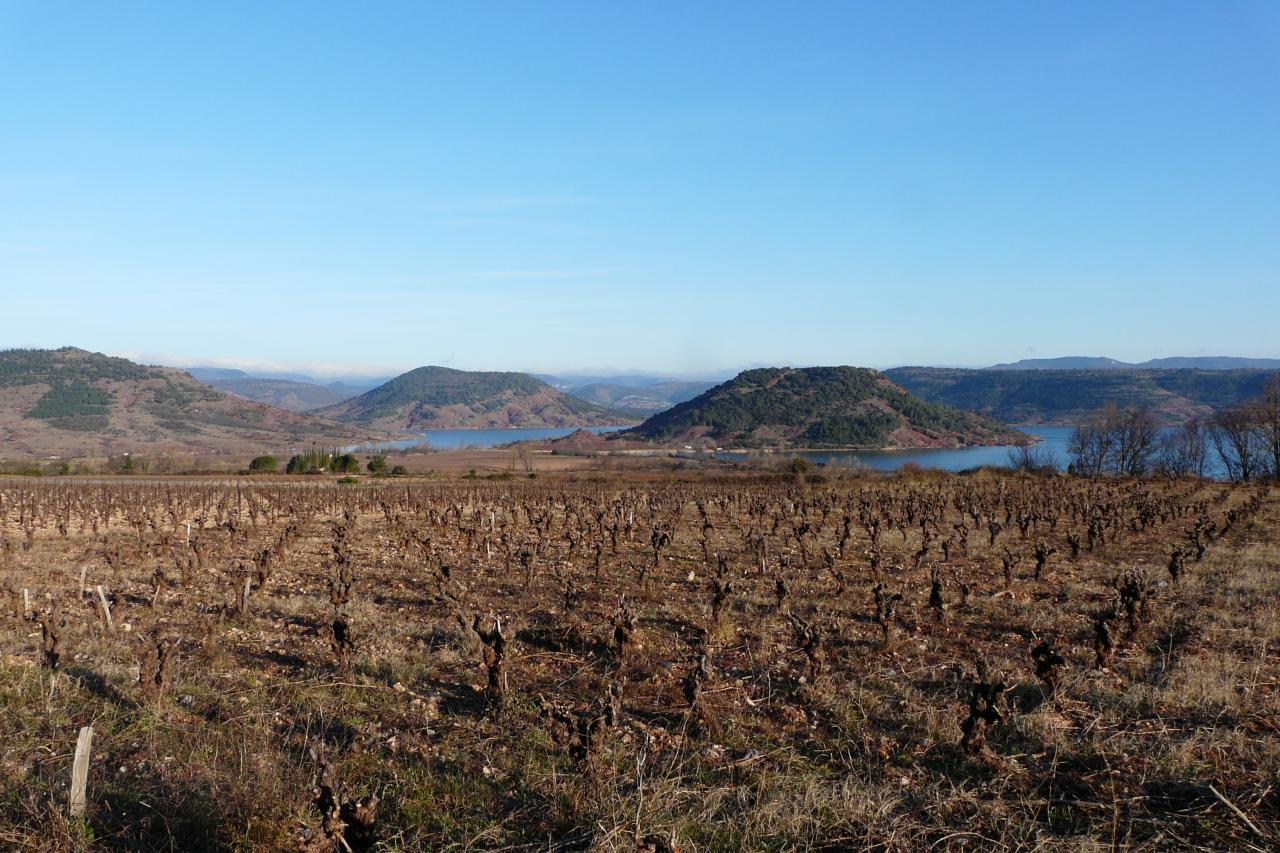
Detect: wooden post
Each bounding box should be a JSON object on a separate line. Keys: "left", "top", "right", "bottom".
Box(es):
{"left": 70, "top": 725, "right": 93, "bottom": 817}
{"left": 22, "top": 588, "right": 30, "bottom": 617}
{"left": 96, "top": 585, "right": 114, "bottom": 632}
{"left": 78, "top": 565, "right": 88, "bottom": 599}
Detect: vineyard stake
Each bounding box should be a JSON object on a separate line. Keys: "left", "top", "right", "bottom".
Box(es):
{"left": 70, "top": 725, "right": 93, "bottom": 817}
{"left": 96, "top": 585, "right": 114, "bottom": 632}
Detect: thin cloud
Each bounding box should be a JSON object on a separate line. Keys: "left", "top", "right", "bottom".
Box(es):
{"left": 467, "top": 268, "right": 619, "bottom": 280}
{"left": 115, "top": 351, "right": 408, "bottom": 380}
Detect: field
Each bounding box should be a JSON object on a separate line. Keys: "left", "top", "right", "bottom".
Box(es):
{"left": 0, "top": 472, "right": 1277, "bottom": 851}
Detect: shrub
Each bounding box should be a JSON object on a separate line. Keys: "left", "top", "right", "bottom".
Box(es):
{"left": 332, "top": 453, "right": 361, "bottom": 474}
{"left": 248, "top": 455, "right": 277, "bottom": 472}
{"left": 366, "top": 455, "right": 388, "bottom": 475}
{"left": 336, "top": 476, "right": 360, "bottom": 484}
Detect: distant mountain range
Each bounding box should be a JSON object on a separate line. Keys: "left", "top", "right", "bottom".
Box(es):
{"left": 885, "top": 366, "right": 1276, "bottom": 425}
{"left": 535, "top": 371, "right": 736, "bottom": 391}
{"left": 620, "top": 366, "right": 1026, "bottom": 449}
{"left": 988, "top": 356, "right": 1280, "bottom": 370}
{"left": 183, "top": 367, "right": 385, "bottom": 412}
{"left": 316, "top": 366, "right": 637, "bottom": 430}
{"left": 184, "top": 366, "right": 392, "bottom": 388}
{"left": 562, "top": 380, "right": 715, "bottom": 415}
{"left": 0, "top": 348, "right": 381, "bottom": 458}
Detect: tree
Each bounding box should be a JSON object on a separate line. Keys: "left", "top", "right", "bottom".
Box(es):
{"left": 1007, "top": 442, "right": 1055, "bottom": 472}
{"left": 332, "top": 453, "right": 361, "bottom": 474}
{"left": 1069, "top": 404, "right": 1157, "bottom": 477}
{"left": 1068, "top": 405, "right": 1117, "bottom": 478}
{"left": 1113, "top": 406, "right": 1158, "bottom": 477}
{"left": 1209, "top": 405, "right": 1259, "bottom": 482}
{"left": 1251, "top": 374, "right": 1280, "bottom": 480}
{"left": 285, "top": 446, "right": 340, "bottom": 473}
{"left": 1155, "top": 418, "right": 1208, "bottom": 479}
{"left": 248, "top": 455, "right": 277, "bottom": 472}
{"left": 366, "top": 455, "right": 388, "bottom": 475}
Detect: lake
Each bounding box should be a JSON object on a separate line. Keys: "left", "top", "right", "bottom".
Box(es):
{"left": 715, "top": 425, "right": 1076, "bottom": 472}
{"left": 349, "top": 425, "right": 626, "bottom": 452}
{"left": 354, "top": 423, "right": 1228, "bottom": 477}
{"left": 718, "top": 424, "right": 1232, "bottom": 477}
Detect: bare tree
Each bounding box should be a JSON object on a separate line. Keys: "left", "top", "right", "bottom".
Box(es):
{"left": 1156, "top": 417, "right": 1208, "bottom": 479}
{"left": 1006, "top": 442, "right": 1056, "bottom": 472}
{"left": 1251, "top": 374, "right": 1280, "bottom": 481}
{"left": 1114, "top": 406, "right": 1158, "bottom": 477}
{"left": 1209, "top": 405, "right": 1259, "bottom": 482}
{"left": 1068, "top": 405, "right": 1116, "bottom": 478}
{"left": 1069, "top": 403, "right": 1156, "bottom": 477}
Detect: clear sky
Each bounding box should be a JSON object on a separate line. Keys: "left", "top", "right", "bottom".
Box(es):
{"left": 1, "top": 2, "right": 1277, "bottom": 378}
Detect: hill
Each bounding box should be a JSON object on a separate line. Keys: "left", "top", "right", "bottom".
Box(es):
{"left": 196, "top": 376, "right": 351, "bottom": 412}
{"left": 185, "top": 366, "right": 390, "bottom": 390}
{"left": 564, "top": 380, "right": 715, "bottom": 414}
{"left": 988, "top": 355, "right": 1280, "bottom": 370}
{"left": 1139, "top": 356, "right": 1280, "bottom": 370}
{"left": 619, "top": 366, "right": 1027, "bottom": 449}
{"left": 317, "top": 366, "right": 637, "bottom": 430}
{"left": 183, "top": 367, "right": 384, "bottom": 411}
{"left": 884, "top": 366, "right": 1277, "bottom": 425}
{"left": 988, "top": 356, "right": 1130, "bottom": 370}
{"left": 191, "top": 374, "right": 374, "bottom": 413}
{"left": 0, "top": 348, "right": 383, "bottom": 458}
{"left": 536, "top": 373, "right": 682, "bottom": 391}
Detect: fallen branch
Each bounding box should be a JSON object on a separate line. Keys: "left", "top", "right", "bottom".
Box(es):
{"left": 1208, "top": 784, "right": 1270, "bottom": 841}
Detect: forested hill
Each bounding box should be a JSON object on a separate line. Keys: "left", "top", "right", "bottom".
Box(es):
{"left": 620, "top": 366, "right": 1027, "bottom": 449}
{"left": 0, "top": 348, "right": 380, "bottom": 457}
{"left": 317, "top": 366, "right": 637, "bottom": 430}
{"left": 884, "top": 367, "right": 1276, "bottom": 425}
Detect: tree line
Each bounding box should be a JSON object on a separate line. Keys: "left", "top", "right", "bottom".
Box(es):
{"left": 1068, "top": 374, "right": 1280, "bottom": 481}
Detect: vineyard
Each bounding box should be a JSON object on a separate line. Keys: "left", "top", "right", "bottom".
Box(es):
{"left": 0, "top": 473, "right": 1277, "bottom": 851}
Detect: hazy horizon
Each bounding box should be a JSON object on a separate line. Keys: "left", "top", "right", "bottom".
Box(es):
{"left": 120, "top": 347, "right": 1280, "bottom": 384}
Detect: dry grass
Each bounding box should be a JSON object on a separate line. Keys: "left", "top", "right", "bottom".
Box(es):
{"left": 0, "top": 473, "right": 1276, "bottom": 851}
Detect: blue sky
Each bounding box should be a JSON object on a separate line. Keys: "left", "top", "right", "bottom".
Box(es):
{"left": 1, "top": 2, "right": 1277, "bottom": 378}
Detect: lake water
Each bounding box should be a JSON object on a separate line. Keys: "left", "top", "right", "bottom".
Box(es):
{"left": 354, "top": 424, "right": 1228, "bottom": 477}
{"left": 716, "top": 425, "right": 1075, "bottom": 472}
{"left": 350, "top": 425, "right": 626, "bottom": 452}
{"left": 719, "top": 424, "right": 1231, "bottom": 477}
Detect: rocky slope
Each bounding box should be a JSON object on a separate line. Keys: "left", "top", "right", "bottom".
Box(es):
{"left": 0, "top": 348, "right": 382, "bottom": 458}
